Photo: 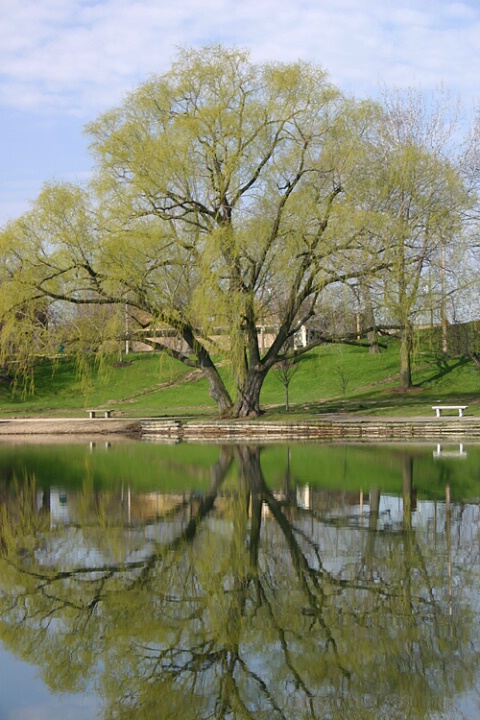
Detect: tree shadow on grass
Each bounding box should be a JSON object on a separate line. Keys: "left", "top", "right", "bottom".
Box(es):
{"left": 275, "top": 382, "right": 480, "bottom": 417}
{"left": 421, "top": 355, "right": 472, "bottom": 386}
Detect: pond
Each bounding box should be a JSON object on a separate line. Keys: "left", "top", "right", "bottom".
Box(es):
{"left": 0, "top": 439, "right": 479, "bottom": 720}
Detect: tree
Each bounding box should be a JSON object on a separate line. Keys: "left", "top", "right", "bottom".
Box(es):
{"left": 3, "top": 51, "right": 472, "bottom": 408}
{"left": 0, "top": 46, "right": 383, "bottom": 417}
{"left": 273, "top": 355, "right": 299, "bottom": 412}
{"left": 355, "top": 88, "right": 472, "bottom": 388}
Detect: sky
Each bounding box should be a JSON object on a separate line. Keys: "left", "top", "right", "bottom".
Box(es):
{"left": 1, "top": 0, "right": 480, "bottom": 225}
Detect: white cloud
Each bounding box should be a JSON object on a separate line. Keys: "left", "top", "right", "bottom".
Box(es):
{"left": 1, "top": 0, "right": 480, "bottom": 224}
{"left": 1, "top": 0, "right": 480, "bottom": 117}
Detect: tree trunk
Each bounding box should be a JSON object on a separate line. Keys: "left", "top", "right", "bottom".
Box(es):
{"left": 203, "top": 366, "right": 234, "bottom": 416}
{"left": 368, "top": 328, "right": 380, "bottom": 354}
{"left": 440, "top": 243, "right": 448, "bottom": 354}
{"left": 399, "top": 326, "right": 413, "bottom": 389}
{"left": 231, "top": 368, "right": 267, "bottom": 418}
{"left": 360, "top": 280, "right": 380, "bottom": 354}
{"left": 203, "top": 361, "right": 267, "bottom": 418}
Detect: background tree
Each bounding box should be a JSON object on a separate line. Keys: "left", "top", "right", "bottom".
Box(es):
{"left": 356, "top": 88, "right": 472, "bottom": 388}
{"left": 273, "top": 349, "right": 299, "bottom": 412}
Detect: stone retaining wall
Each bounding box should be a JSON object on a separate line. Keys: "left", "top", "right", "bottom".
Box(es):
{"left": 140, "top": 417, "right": 480, "bottom": 443}
{"left": 1, "top": 416, "right": 478, "bottom": 443}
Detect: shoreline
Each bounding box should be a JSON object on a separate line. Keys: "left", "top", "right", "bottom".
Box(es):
{"left": 0, "top": 418, "right": 142, "bottom": 436}
{"left": 0, "top": 415, "right": 480, "bottom": 443}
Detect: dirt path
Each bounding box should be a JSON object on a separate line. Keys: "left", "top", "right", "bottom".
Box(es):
{"left": 0, "top": 418, "right": 142, "bottom": 436}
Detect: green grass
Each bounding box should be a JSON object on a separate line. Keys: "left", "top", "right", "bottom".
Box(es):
{"left": 0, "top": 353, "right": 204, "bottom": 417}
{"left": 0, "top": 339, "right": 479, "bottom": 419}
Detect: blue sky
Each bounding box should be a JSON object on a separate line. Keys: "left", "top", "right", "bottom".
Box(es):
{"left": 1, "top": 0, "right": 480, "bottom": 224}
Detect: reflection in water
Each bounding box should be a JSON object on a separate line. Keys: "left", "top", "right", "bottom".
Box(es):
{"left": 0, "top": 443, "right": 480, "bottom": 719}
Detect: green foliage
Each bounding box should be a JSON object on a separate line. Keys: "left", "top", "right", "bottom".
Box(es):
{"left": 0, "top": 50, "right": 476, "bottom": 416}
{"left": 0, "top": 47, "right": 397, "bottom": 416}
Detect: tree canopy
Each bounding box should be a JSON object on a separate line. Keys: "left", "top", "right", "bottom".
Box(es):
{"left": 0, "top": 46, "right": 475, "bottom": 415}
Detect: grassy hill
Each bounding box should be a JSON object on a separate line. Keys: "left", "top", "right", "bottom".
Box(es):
{"left": 0, "top": 339, "right": 479, "bottom": 418}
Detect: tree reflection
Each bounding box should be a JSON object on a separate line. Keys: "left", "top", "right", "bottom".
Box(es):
{"left": 0, "top": 447, "right": 479, "bottom": 719}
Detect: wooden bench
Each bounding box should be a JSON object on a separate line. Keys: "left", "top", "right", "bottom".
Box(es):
{"left": 432, "top": 405, "right": 468, "bottom": 418}
{"left": 87, "top": 409, "right": 112, "bottom": 419}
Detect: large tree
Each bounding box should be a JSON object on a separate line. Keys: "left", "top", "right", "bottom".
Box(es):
{"left": 2, "top": 50, "right": 472, "bottom": 411}
{"left": 0, "top": 47, "right": 382, "bottom": 417}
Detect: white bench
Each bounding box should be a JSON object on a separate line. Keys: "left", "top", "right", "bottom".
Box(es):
{"left": 432, "top": 405, "right": 468, "bottom": 418}
{"left": 433, "top": 443, "right": 468, "bottom": 458}
{"left": 87, "top": 409, "right": 112, "bottom": 419}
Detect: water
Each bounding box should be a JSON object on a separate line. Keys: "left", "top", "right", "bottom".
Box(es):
{"left": 0, "top": 440, "right": 479, "bottom": 719}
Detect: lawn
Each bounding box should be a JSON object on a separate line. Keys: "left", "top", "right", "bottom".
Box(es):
{"left": 0, "top": 339, "right": 479, "bottom": 418}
